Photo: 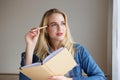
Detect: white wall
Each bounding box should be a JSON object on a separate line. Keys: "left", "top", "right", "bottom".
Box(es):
{"left": 112, "top": 0, "right": 120, "bottom": 80}
{"left": 0, "top": 0, "right": 108, "bottom": 74}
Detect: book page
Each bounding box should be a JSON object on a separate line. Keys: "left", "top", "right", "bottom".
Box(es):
{"left": 43, "top": 47, "right": 64, "bottom": 63}
{"left": 21, "top": 62, "right": 41, "bottom": 69}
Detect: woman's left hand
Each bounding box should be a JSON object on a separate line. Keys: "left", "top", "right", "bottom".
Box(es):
{"left": 48, "top": 76, "right": 73, "bottom": 80}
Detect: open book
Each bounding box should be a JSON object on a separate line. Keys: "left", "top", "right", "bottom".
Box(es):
{"left": 19, "top": 48, "right": 77, "bottom": 80}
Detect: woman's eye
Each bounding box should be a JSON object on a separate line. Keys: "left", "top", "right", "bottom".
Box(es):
{"left": 51, "top": 23, "right": 57, "bottom": 27}
{"left": 61, "top": 21, "right": 66, "bottom": 25}
{"left": 62, "top": 22, "right": 65, "bottom": 25}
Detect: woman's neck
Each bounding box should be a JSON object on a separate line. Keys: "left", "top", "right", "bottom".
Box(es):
{"left": 50, "top": 41, "right": 62, "bottom": 51}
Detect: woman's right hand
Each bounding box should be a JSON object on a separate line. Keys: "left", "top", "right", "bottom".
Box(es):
{"left": 25, "top": 27, "right": 40, "bottom": 50}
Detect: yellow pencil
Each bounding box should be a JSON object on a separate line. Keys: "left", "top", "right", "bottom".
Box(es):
{"left": 39, "top": 26, "right": 47, "bottom": 29}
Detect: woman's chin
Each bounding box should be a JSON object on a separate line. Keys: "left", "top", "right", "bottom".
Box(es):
{"left": 56, "top": 37, "right": 64, "bottom": 41}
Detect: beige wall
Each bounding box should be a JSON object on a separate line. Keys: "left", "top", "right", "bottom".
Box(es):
{"left": 0, "top": 0, "right": 108, "bottom": 75}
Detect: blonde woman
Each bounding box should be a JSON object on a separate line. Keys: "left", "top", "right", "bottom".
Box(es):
{"left": 19, "top": 8, "right": 106, "bottom": 80}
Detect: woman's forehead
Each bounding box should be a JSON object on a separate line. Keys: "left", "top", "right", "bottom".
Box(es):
{"left": 47, "top": 13, "right": 65, "bottom": 23}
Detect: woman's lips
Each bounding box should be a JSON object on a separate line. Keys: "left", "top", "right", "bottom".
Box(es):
{"left": 56, "top": 33, "right": 63, "bottom": 36}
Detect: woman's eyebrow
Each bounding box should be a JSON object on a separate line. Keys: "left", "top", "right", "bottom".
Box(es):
{"left": 49, "top": 22, "right": 57, "bottom": 25}
{"left": 50, "top": 22, "right": 57, "bottom": 24}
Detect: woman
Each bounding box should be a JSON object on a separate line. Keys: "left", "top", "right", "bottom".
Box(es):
{"left": 19, "top": 8, "right": 106, "bottom": 80}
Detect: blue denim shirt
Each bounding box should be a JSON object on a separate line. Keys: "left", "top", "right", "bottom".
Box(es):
{"left": 19, "top": 43, "right": 106, "bottom": 80}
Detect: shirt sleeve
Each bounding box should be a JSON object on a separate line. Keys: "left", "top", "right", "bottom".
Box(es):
{"left": 69, "top": 45, "right": 106, "bottom": 80}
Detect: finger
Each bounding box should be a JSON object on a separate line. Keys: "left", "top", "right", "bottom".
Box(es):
{"left": 30, "top": 31, "right": 39, "bottom": 37}
{"left": 48, "top": 76, "right": 53, "bottom": 79}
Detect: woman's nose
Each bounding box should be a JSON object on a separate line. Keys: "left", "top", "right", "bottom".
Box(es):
{"left": 57, "top": 25, "right": 62, "bottom": 31}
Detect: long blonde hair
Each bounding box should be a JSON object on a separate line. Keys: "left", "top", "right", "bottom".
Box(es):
{"left": 34, "top": 8, "right": 74, "bottom": 61}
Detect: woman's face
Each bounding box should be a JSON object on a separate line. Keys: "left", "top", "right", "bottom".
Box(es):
{"left": 46, "top": 13, "right": 66, "bottom": 42}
